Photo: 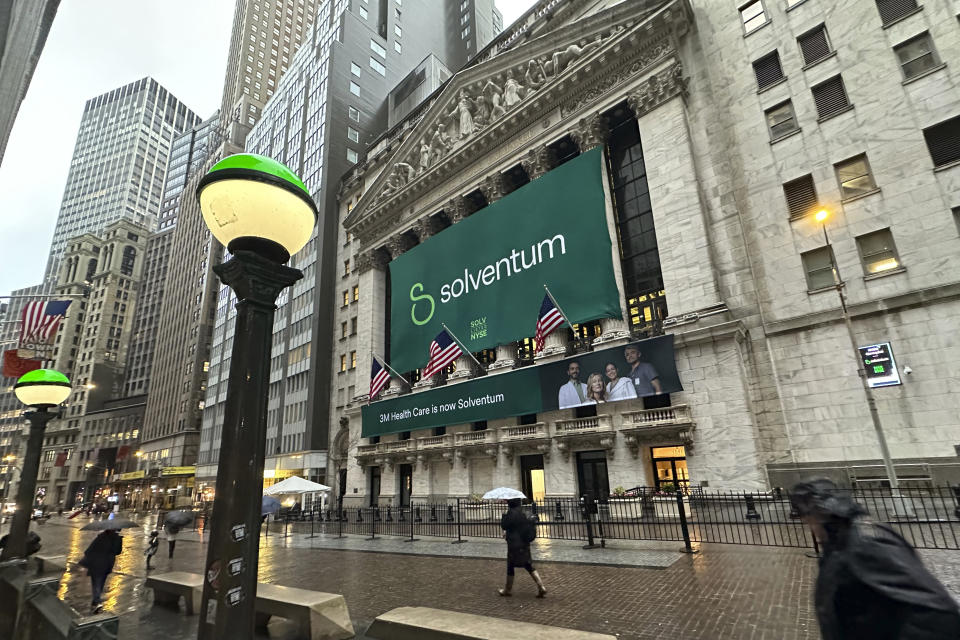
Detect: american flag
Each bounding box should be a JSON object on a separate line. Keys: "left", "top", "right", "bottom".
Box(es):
{"left": 534, "top": 293, "right": 565, "bottom": 354}
{"left": 369, "top": 357, "right": 391, "bottom": 399}
{"left": 421, "top": 329, "right": 462, "bottom": 379}
{"left": 19, "top": 300, "right": 72, "bottom": 347}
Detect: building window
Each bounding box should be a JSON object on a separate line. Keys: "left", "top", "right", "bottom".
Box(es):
{"left": 349, "top": 106, "right": 360, "bottom": 122}
{"left": 394, "top": 24, "right": 402, "bottom": 38}
{"left": 342, "top": 290, "right": 349, "bottom": 306}
{"left": 739, "top": 0, "right": 767, "bottom": 34}
{"left": 359, "top": 5, "right": 367, "bottom": 19}
{"left": 801, "top": 247, "right": 835, "bottom": 290}
{"left": 350, "top": 351, "right": 357, "bottom": 369}
{"left": 856, "top": 229, "right": 901, "bottom": 275}
{"left": 349, "top": 82, "right": 360, "bottom": 97}
{"left": 875, "top": 0, "right": 919, "bottom": 26}
{"left": 811, "top": 75, "right": 851, "bottom": 120}
{"left": 350, "top": 62, "right": 361, "bottom": 77}
{"left": 922, "top": 115, "right": 960, "bottom": 168}
{"left": 894, "top": 32, "right": 939, "bottom": 80}
{"left": 341, "top": 321, "right": 348, "bottom": 338}
{"left": 347, "top": 127, "right": 359, "bottom": 143}
{"left": 343, "top": 259, "right": 351, "bottom": 275}
{"left": 752, "top": 51, "right": 784, "bottom": 90}
{"left": 835, "top": 154, "right": 877, "bottom": 200}
{"left": 952, "top": 207, "right": 960, "bottom": 235}
{"left": 340, "top": 355, "right": 347, "bottom": 372}
{"left": 370, "top": 39, "right": 386, "bottom": 57}
{"left": 783, "top": 174, "right": 818, "bottom": 219}
{"left": 351, "top": 317, "right": 357, "bottom": 335}
{"left": 346, "top": 148, "right": 358, "bottom": 163}
{"left": 797, "top": 24, "right": 832, "bottom": 66}
{"left": 369, "top": 57, "right": 386, "bottom": 75}
{"left": 765, "top": 100, "right": 799, "bottom": 139}
{"left": 353, "top": 285, "right": 359, "bottom": 302}
{"left": 461, "top": 25, "right": 471, "bottom": 38}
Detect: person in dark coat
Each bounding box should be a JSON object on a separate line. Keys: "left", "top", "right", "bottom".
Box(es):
{"left": 791, "top": 478, "right": 960, "bottom": 639}
{"left": 79, "top": 529, "right": 122, "bottom": 613}
{"left": 144, "top": 530, "right": 159, "bottom": 570}
{"left": 498, "top": 498, "right": 546, "bottom": 597}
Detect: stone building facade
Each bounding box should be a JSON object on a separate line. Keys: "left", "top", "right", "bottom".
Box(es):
{"left": 330, "top": 0, "right": 960, "bottom": 507}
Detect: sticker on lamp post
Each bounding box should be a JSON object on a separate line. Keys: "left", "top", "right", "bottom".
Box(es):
{"left": 858, "top": 343, "right": 901, "bottom": 388}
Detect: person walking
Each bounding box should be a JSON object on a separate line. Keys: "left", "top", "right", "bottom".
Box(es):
{"left": 791, "top": 478, "right": 960, "bottom": 639}
{"left": 144, "top": 530, "right": 159, "bottom": 570}
{"left": 498, "top": 498, "right": 546, "bottom": 598}
{"left": 79, "top": 528, "right": 122, "bottom": 613}
{"left": 164, "top": 522, "right": 181, "bottom": 560}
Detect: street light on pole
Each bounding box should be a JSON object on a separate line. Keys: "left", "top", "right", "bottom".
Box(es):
{"left": 195, "top": 153, "right": 316, "bottom": 639}
{"left": 0, "top": 369, "right": 71, "bottom": 561}
{"left": 815, "top": 209, "right": 900, "bottom": 490}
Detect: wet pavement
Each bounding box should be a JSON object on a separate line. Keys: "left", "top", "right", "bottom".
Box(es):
{"left": 5, "top": 513, "right": 960, "bottom": 639}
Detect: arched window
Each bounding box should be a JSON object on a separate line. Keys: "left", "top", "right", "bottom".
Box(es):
{"left": 121, "top": 246, "right": 136, "bottom": 276}
{"left": 85, "top": 258, "right": 98, "bottom": 282}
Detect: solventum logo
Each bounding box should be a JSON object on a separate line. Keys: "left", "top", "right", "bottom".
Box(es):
{"left": 407, "top": 234, "right": 566, "bottom": 326}
{"left": 409, "top": 282, "right": 435, "bottom": 325}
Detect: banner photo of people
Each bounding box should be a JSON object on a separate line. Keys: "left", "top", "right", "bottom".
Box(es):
{"left": 361, "top": 334, "right": 682, "bottom": 437}
{"left": 540, "top": 334, "right": 681, "bottom": 410}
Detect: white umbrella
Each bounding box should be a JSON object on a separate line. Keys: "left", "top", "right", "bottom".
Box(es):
{"left": 482, "top": 487, "right": 526, "bottom": 501}
{"left": 263, "top": 476, "right": 331, "bottom": 495}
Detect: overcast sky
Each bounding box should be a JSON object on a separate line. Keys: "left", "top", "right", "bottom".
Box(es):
{"left": 0, "top": 0, "right": 535, "bottom": 298}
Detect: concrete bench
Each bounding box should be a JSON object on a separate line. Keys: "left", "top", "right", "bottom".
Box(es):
{"left": 254, "top": 582, "right": 353, "bottom": 640}
{"left": 365, "top": 606, "right": 618, "bottom": 640}
{"left": 145, "top": 571, "right": 204, "bottom": 615}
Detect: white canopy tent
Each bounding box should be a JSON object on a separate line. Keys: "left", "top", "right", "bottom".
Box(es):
{"left": 263, "top": 476, "right": 331, "bottom": 514}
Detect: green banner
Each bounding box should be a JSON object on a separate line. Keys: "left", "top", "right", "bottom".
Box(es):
{"left": 388, "top": 147, "right": 621, "bottom": 373}
{"left": 362, "top": 335, "right": 681, "bottom": 437}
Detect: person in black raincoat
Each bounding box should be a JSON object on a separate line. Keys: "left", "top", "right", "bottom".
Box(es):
{"left": 79, "top": 528, "right": 122, "bottom": 613}
{"left": 791, "top": 478, "right": 960, "bottom": 639}
{"left": 498, "top": 498, "right": 546, "bottom": 597}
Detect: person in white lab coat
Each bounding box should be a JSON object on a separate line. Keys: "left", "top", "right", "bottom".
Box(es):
{"left": 557, "top": 361, "right": 589, "bottom": 409}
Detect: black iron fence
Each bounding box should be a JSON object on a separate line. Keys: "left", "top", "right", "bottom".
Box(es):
{"left": 263, "top": 486, "right": 960, "bottom": 551}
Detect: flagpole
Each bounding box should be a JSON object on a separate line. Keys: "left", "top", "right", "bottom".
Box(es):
{"left": 440, "top": 323, "right": 485, "bottom": 370}
{"left": 543, "top": 285, "right": 575, "bottom": 328}
{"left": 372, "top": 352, "right": 411, "bottom": 387}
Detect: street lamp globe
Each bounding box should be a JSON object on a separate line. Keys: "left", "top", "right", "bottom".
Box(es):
{"left": 196, "top": 153, "right": 318, "bottom": 264}
{"left": 14, "top": 369, "right": 71, "bottom": 408}
{"left": 814, "top": 209, "right": 829, "bottom": 223}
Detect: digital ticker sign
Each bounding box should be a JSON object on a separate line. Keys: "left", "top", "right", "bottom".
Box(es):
{"left": 858, "top": 342, "right": 902, "bottom": 388}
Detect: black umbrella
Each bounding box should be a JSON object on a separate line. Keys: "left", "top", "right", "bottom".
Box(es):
{"left": 262, "top": 496, "right": 281, "bottom": 516}
{"left": 163, "top": 510, "right": 195, "bottom": 527}
{"left": 81, "top": 517, "right": 139, "bottom": 531}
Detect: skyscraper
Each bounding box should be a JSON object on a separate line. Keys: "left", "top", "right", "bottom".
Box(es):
{"left": 42, "top": 78, "right": 200, "bottom": 285}
{"left": 139, "top": 0, "right": 320, "bottom": 491}
{"left": 0, "top": 0, "right": 61, "bottom": 166}
{"left": 198, "top": 0, "right": 502, "bottom": 490}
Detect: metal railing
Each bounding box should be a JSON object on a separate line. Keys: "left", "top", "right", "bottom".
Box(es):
{"left": 265, "top": 486, "right": 960, "bottom": 551}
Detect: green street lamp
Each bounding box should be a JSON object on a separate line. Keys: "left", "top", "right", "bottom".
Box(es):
{"left": 1, "top": 370, "right": 70, "bottom": 562}
{"left": 195, "top": 154, "right": 315, "bottom": 639}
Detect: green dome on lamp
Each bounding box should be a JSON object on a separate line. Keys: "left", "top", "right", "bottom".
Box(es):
{"left": 14, "top": 369, "right": 71, "bottom": 408}
{"left": 196, "top": 153, "right": 317, "bottom": 264}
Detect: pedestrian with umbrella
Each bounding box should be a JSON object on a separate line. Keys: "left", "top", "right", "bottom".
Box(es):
{"left": 791, "top": 478, "right": 960, "bottom": 639}
{"left": 144, "top": 530, "right": 159, "bottom": 570}
{"left": 484, "top": 487, "right": 546, "bottom": 598}
{"left": 79, "top": 517, "right": 136, "bottom": 613}
{"left": 162, "top": 510, "right": 193, "bottom": 561}
{"left": 262, "top": 495, "right": 281, "bottom": 523}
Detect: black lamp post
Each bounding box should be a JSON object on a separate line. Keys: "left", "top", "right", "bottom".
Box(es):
{"left": 195, "top": 153, "right": 316, "bottom": 639}
{"left": 0, "top": 369, "right": 70, "bottom": 561}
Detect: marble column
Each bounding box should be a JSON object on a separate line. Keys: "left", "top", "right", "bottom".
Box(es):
{"left": 354, "top": 247, "right": 390, "bottom": 402}
{"left": 521, "top": 145, "right": 556, "bottom": 180}
{"left": 534, "top": 330, "right": 567, "bottom": 360}
{"left": 488, "top": 342, "right": 517, "bottom": 371}
{"left": 445, "top": 196, "right": 468, "bottom": 224}
{"left": 447, "top": 354, "right": 475, "bottom": 380}
{"left": 478, "top": 172, "right": 508, "bottom": 204}
{"left": 568, "top": 113, "right": 609, "bottom": 152}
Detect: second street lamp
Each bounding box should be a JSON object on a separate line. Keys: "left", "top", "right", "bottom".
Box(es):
{"left": 1, "top": 369, "right": 71, "bottom": 562}
{"left": 195, "top": 153, "right": 316, "bottom": 639}
{"left": 815, "top": 209, "right": 900, "bottom": 491}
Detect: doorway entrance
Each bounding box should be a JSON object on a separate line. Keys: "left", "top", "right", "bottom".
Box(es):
{"left": 398, "top": 464, "right": 412, "bottom": 507}
{"left": 576, "top": 450, "right": 610, "bottom": 501}
{"left": 651, "top": 446, "right": 689, "bottom": 491}
{"left": 369, "top": 466, "right": 381, "bottom": 506}
{"left": 519, "top": 455, "right": 545, "bottom": 503}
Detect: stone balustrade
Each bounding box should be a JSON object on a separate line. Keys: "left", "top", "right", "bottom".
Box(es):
{"left": 554, "top": 414, "right": 614, "bottom": 435}
{"left": 499, "top": 422, "right": 549, "bottom": 441}
{"left": 453, "top": 430, "right": 497, "bottom": 446}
